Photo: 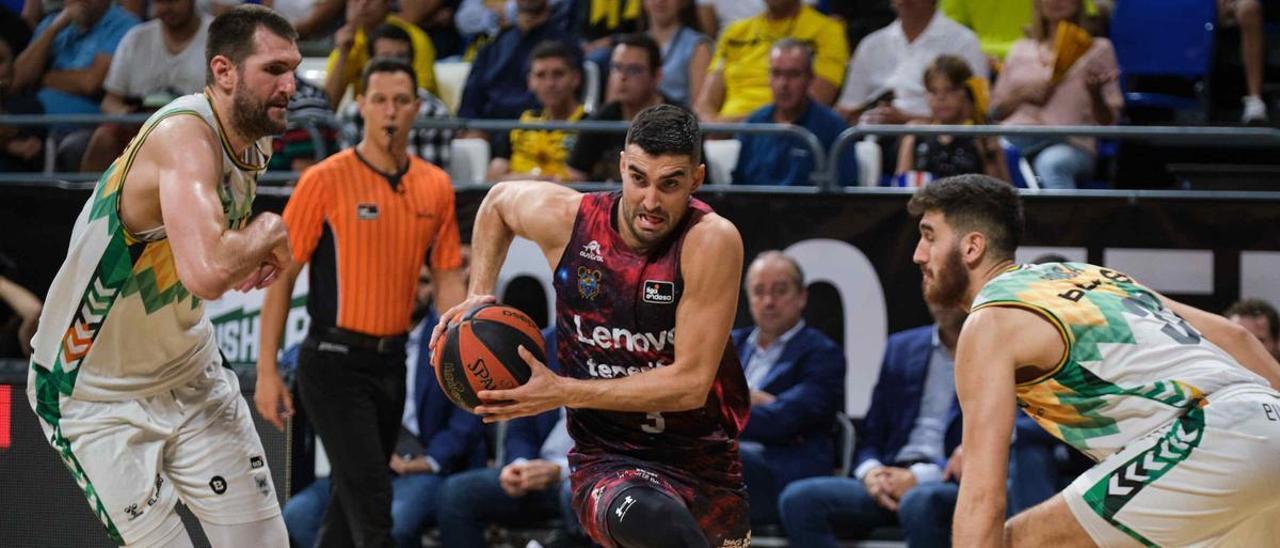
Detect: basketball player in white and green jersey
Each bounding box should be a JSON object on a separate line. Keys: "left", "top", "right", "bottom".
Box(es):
{"left": 26, "top": 6, "right": 299, "bottom": 546}
{"left": 908, "top": 175, "right": 1280, "bottom": 547}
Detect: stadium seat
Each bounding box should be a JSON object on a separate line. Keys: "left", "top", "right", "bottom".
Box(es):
{"left": 833, "top": 412, "right": 856, "bottom": 478}
{"left": 1110, "top": 0, "right": 1217, "bottom": 119}
{"left": 703, "top": 139, "right": 740, "bottom": 184}
{"left": 435, "top": 61, "right": 472, "bottom": 113}
{"left": 449, "top": 138, "right": 491, "bottom": 185}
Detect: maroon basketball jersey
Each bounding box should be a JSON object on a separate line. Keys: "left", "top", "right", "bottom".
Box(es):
{"left": 554, "top": 191, "right": 750, "bottom": 487}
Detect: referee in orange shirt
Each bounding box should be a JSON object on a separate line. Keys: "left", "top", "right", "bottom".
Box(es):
{"left": 255, "top": 57, "right": 466, "bottom": 547}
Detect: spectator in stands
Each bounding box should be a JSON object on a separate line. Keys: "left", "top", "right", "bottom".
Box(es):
{"left": 836, "top": 0, "right": 985, "bottom": 125}
{"left": 896, "top": 55, "right": 1008, "bottom": 184}
{"left": 1225, "top": 298, "right": 1280, "bottom": 360}
{"left": 283, "top": 265, "right": 487, "bottom": 548}
{"left": 693, "top": 0, "right": 818, "bottom": 38}
{"left": 457, "top": 0, "right": 576, "bottom": 138}
{"left": 12, "top": 0, "right": 138, "bottom": 170}
{"left": 0, "top": 253, "right": 42, "bottom": 358}
{"left": 732, "top": 39, "right": 856, "bottom": 186}
{"left": 565, "top": 33, "right": 670, "bottom": 182}
{"left": 338, "top": 24, "right": 454, "bottom": 169}
{"left": 696, "top": 0, "right": 847, "bottom": 123}
{"left": 941, "top": 0, "right": 1032, "bottom": 64}
{"left": 438, "top": 327, "right": 589, "bottom": 548}
{"left": 0, "top": 33, "right": 46, "bottom": 173}
{"left": 270, "top": 72, "right": 337, "bottom": 173}
{"left": 487, "top": 40, "right": 584, "bottom": 181}
{"left": 778, "top": 304, "right": 967, "bottom": 547}
{"left": 80, "top": 0, "right": 208, "bottom": 171}
{"left": 1223, "top": 0, "right": 1268, "bottom": 124}
{"left": 990, "top": 0, "right": 1121, "bottom": 189}
{"left": 644, "top": 0, "right": 711, "bottom": 107}
{"left": 733, "top": 251, "right": 846, "bottom": 527}
{"left": 325, "top": 0, "right": 437, "bottom": 109}
{"left": 12, "top": 0, "right": 137, "bottom": 114}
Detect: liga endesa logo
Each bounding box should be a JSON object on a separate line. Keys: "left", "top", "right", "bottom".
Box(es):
{"left": 642, "top": 280, "right": 674, "bottom": 304}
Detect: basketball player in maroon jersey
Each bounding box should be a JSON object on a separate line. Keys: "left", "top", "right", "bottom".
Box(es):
{"left": 431, "top": 105, "right": 751, "bottom": 547}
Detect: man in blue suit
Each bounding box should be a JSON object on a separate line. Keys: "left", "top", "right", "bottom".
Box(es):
{"left": 733, "top": 251, "right": 847, "bottom": 526}
{"left": 437, "top": 326, "right": 586, "bottom": 548}
{"left": 778, "top": 304, "right": 968, "bottom": 548}
{"left": 284, "top": 267, "right": 487, "bottom": 548}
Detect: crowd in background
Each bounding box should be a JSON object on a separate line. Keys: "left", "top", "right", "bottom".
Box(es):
{"left": 0, "top": 0, "right": 1273, "bottom": 188}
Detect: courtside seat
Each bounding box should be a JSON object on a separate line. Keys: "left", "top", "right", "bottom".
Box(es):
{"left": 449, "top": 138, "right": 491, "bottom": 185}
{"left": 435, "top": 62, "right": 472, "bottom": 114}
{"left": 703, "top": 139, "right": 741, "bottom": 185}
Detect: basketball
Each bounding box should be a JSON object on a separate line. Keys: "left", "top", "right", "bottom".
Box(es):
{"left": 432, "top": 304, "right": 547, "bottom": 413}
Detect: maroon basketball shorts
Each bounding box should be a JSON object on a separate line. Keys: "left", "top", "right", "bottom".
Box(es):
{"left": 570, "top": 452, "right": 751, "bottom": 547}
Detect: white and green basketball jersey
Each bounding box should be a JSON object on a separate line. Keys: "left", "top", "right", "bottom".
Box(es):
{"left": 31, "top": 92, "right": 270, "bottom": 401}
{"left": 972, "top": 262, "right": 1267, "bottom": 461}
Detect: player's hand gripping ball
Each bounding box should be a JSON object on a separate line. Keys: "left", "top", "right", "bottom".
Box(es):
{"left": 432, "top": 304, "right": 547, "bottom": 413}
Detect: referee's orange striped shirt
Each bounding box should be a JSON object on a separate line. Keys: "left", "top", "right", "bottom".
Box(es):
{"left": 283, "top": 149, "right": 462, "bottom": 337}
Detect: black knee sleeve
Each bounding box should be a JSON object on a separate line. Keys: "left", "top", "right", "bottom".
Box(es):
{"left": 604, "top": 486, "right": 708, "bottom": 548}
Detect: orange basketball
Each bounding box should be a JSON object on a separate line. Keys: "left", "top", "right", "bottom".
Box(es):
{"left": 431, "top": 304, "right": 546, "bottom": 413}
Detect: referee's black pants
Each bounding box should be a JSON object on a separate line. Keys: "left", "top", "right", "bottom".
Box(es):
{"left": 298, "top": 337, "right": 406, "bottom": 548}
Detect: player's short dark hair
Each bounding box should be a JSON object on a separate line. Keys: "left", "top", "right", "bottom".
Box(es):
{"left": 206, "top": 5, "right": 297, "bottom": 84}
{"left": 367, "top": 23, "right": 415, "bottom": 60}
{"left": 907, "top": 174, "right": 1024, "bottom": 261}
{"left": 612, "top": 33, "right": 661, "bottom": 72}
{"left": 530, "top": 40, "right": 581, "bottom": 71}
{"left": 360, "top": 56, "right": 418, "bottom": 95}
{"left": 1224, "top": 299, "right": 1280, "bottom": 339}
{"left": 625, "top": 104, "right": 701, "bottom": 164}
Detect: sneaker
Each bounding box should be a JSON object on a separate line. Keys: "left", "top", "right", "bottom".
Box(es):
{"left": 1242, "top": 95, "right": 1268, "bottom": 125}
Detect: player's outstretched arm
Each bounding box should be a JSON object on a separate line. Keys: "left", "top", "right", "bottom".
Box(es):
{"left": 1161, "top": 295, "right": 1280, "bottom": 388}
{"left": 153, "top": 116, "right": 291, "bottom": 300}
{"left": 953, "top": 306, "right": 1057, "bottom": 547}
{"left": 475, "top": 214, "right": 745, "bottom": 419}
{"left": 431, "top": 180, "right": 581, "bottom": 350}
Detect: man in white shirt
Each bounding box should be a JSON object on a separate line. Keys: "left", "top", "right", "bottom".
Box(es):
{"left": 81, "top": 0, "right": 209, "bottom": 170}
{"left": 836, "top": 0, "right": 985, "bottom": 125}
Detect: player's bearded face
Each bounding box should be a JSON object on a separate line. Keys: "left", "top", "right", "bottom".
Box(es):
{"left": 621, "top": 192, "right": 676, "bottom": 247}
{"left": 232, "top": 73, "right": 289, "bottom": 137}
{"left": 923, "top": 242, "right": 970, "bottom": 309}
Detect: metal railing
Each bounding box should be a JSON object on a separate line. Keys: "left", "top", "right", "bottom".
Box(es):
{"left": 6, "top": 113, "right": 1280, "bottom": 192}
{"left": 828, "top": 124, "right": 1280, "bottom": 192}
{"left": 0, "top": 113, "right": 830, "bottom": 186}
